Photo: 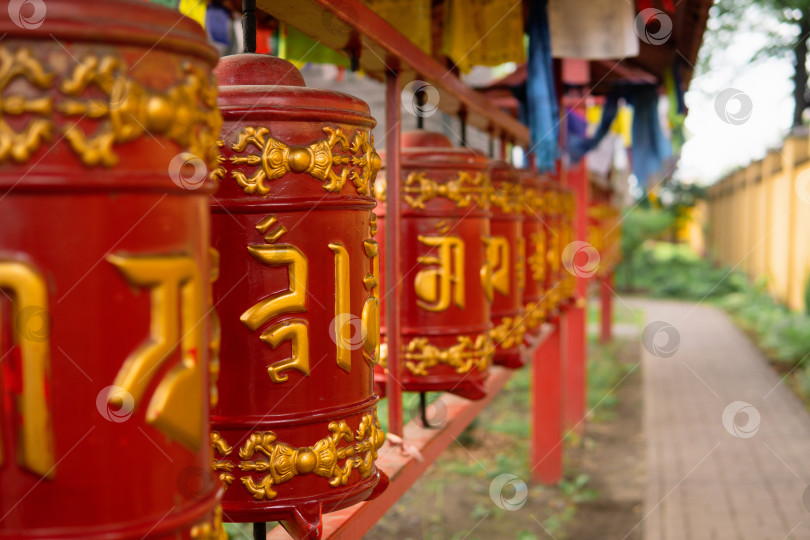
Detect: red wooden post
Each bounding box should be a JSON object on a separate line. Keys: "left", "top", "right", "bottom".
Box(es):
{"left": 530, "top": 325, "right": 563, "bottom": 484}
{"left": 600, "top": 273, "right": 613, "bottom": 343}
{"left": 385, "top": 69, "right": 404, "bottom": 437}
{"left": 563, "top": 159, "right": 589, "bottom": 431}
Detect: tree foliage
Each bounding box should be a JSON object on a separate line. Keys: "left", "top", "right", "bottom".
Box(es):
{"left": 707, "top": 0, "right": 810, "bottom": 127}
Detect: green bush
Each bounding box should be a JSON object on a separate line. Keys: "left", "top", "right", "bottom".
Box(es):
{"left": 617, "top": 208, "right": 675, "bottom": 290}
{"left": 617, "top": 242, "right": 748, "bottom": 300}
{"left": 622, "top": 240, "right": 810, "bottom": 404}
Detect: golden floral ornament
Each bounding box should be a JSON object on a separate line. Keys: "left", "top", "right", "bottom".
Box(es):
{"left": 523, "top": 301, "right": 546, "bottom": 331}
{"left": 490, "top": 316, "right": 526, "bottom": 350}
{"left": 403, "top": 171, "right": 491, "bottom": 210}
{"left": 58, "top": 55, "right": 222, "bottom": 167}
{"left": 0, "top": 46, "right": 222, "bottom": 168}
{"left": 211, "top": 431, "right": 235, "bottom": 488}
{"left": 0, "top": 47, "right": 53, "bottom": 164}
{"left": 402, "top": 333, "right": 492, "bottom": 376}
{"left": 210, "top": 412, "right": 385, "bottom": 500}
{"left": 190, "top": 506, "right": 227, "bottom": 540}
{"left": 522, "top": 187, "right": 544, "bottom": 215}
{"left": 490, "top": 181, "right": 523, "bottom": 214}
{"left": 225, "top": 126, "right": 380, "bottom": 196}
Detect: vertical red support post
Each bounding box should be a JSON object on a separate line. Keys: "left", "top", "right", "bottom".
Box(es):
{"left": 531, "top": 325, "right": 563, "bottom": 484}
{"left": 563, "top": 158, "right": 589, "bottom": 431}
{"left": 385, "top": 69, "right": 404, "bottom": 436}
{"left": 600, "top": 273, "right": 613, "bottom": 343}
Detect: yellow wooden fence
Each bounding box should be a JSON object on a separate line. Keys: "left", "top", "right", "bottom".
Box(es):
{"left": 705, "top": 133, "right": 810, "bottom": 311}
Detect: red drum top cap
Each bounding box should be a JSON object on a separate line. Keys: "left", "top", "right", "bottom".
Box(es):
{"left": 214, "top": 54, "right": 375, "bottom": 127}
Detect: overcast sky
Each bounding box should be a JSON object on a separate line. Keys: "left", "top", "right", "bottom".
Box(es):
{"left": 676, "top": 8, "right": 796, "bottom": 185}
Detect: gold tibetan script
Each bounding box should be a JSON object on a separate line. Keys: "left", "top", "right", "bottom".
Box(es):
{"left": 242, "top": 214, "right": 380, "bottom": 382}
{"left": 414, "top": 235, "right": 465, "bottom": 312}
{"left": 482, "top": 236, "right": 509, "bottom": 301}
{"left": 0, "top": 261, "right": 54, "bottom": 477}
{"left": 516, "top": 235, "right": 526, "bottom": 293}
{"left": 107, "top": 254, "right": 205, "bottom": 452}
{"left": 241, "top": 215, "right": 309, "bottom": 383}
{"left": 361, "top": 213, "right": 381, "bottom": 365}
{"left": 529, "top": 231, "right": 546, "bottom": 282}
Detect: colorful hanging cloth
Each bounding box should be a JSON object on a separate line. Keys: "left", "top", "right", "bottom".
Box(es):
{"left": 205, "top": 2, "right": 231, "bottom": 52}
{"left": 441, "top": 0, "right": 526, "bottom": 73}
{"left": 626, "top": 85, "right": 671, "bottom": 188}
{"left": 145, "top": 0, "right": 207, "bottom": 29}
{"left": 569, "top": 91, "right": 621, "bottom": 162}
{"left": 526, "top": 0, "right": 559, "bottom": 172}
{"left": 548, "top": 0, "right": 639, "bottom": 59}
{"left": 364, "top": 0, "right": 432, "bottom": 54}
{"left": 279, "top": 23, "right": 350, "bottom": 68}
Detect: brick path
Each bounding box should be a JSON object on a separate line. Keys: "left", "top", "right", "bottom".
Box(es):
{"left": 626, "top": 298, "right": 810, "bottom": 540}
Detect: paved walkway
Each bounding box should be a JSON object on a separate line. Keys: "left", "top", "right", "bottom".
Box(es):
{"left": 628, "top": 298, "right": 810, "bottom": 540}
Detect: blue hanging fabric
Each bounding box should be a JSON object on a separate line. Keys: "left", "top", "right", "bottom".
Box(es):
{"left": 526, "top": 0, "right": 559, "bottom": 172}
{"left": 626, "top": 85, "right": 671, "bottom": 188}
{"left": 568, "top": 91, "right": 621, "bottom": 162}
{"left": 566, "top": 107, "right": 589, "bottom": 160}
{"left": 205, "top": 2, "right": 232, "bottom": 54}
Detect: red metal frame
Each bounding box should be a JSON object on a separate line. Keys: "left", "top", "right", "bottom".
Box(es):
{"left": 384, "top": 70, "right": 404, "bottom": 438}
{"left": 530, "top": 324, "right": 563, "bottom": 484}
{"left": 563, "top": 160, "right": 589, "bottom": 432}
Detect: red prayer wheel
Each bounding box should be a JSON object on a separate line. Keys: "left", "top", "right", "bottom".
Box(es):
{"left": 0, "top": 2, "right": 224, "bottom": 538}
{"left": 588, "top": 197, "right": 620, "bottom": 276}
{"left": 557, "top": 185, "right": 577, "bottom": 305}
{"left": 519, "top": 170, "right": 549, "bottom": 336}
{"left": 209, "top": 54, "right": 386, "bottom": 537}
{"left": 375, "top": 130, "right": 493, "bottom": 400}
{"left": 540, "top": 181, "right": 563, "bottom": 316}
{"left": 487, "top": 161, "right": 526, "bottom": 369}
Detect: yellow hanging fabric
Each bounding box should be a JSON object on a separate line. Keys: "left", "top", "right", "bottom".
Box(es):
{"left": 612, "top": 106, "right": 633, "bottom": 147}
{"left": 179, "top": 0, "right": 207, "bottom": 28}
{"left": 441, "top": 0, "right": 525, "bottom": 73}
{"left": 364, "top": 0, "right": 432, "bottom": 54}
{"left": 585, "top": 103, "right": 633, "bottom": 147}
